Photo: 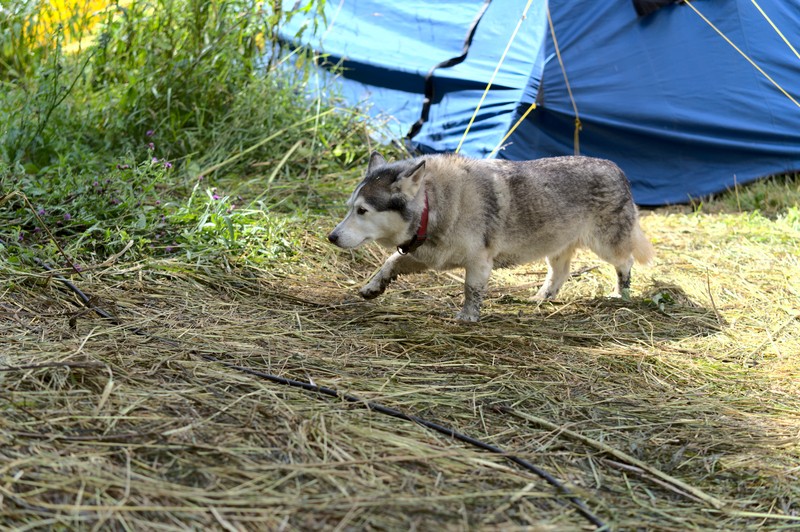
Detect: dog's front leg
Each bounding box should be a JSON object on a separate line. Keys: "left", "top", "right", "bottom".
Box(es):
{"left": 360, "top": 252, "right": 428, "bottom": 300}
{"left": 456, "top": 259, "right": 493, "bottom": 322}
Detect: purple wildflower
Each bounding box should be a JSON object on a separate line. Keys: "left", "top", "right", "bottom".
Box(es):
{"left": 18, "top": 233, "right": 24, "bottom": 241}
{"left": 37, "top": 208, "right": 46, "bottom": 216}
{"left": 152, "top": 157, "right": 159, "bottom": 164}
{"left": 165, "top": 245, "right": 173, "bottom": 253}
{"left": 148, "top": 142, "right": 155, "bottom": 150}
{"left": 146, "top": 129, "right": 155, "bottom": 137}
{"left": 164, "top": 161, "right": 173, "bottom": 169}
{"left": 63, "top": 213, "right": 71, "bottom": 221}
{"left": 212, "top": 194, "right": 221, "bottom": 200}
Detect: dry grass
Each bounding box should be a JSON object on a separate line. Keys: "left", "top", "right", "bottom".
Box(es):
{"left": 2, "top": 204, "right": 799, "bottom": 530}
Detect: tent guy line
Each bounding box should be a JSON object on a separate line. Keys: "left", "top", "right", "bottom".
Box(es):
{"left": 684, "top": 0, "right": 800, "bottom": 109}
{"left": 544, "top": 4, "right": 580, "bottom": 157}
{"left": 750, "top": 0, "right": 800, "bottom": 62}
{"left": 456, "top": 0, "right": 536, "bottom": 154}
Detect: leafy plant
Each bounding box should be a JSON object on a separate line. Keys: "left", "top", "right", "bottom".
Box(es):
{"left": 0, "top": 0, "right": 386, "bottom": 271}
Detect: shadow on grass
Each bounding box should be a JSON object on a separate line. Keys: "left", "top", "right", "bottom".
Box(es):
{"left": 313, "top": 277, "right": 724, "bottom": 352}
{"left": 486, "top": 280, "right": 724, "bottom": 347}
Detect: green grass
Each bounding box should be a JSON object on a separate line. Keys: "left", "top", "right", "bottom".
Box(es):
{"left": 0, "top": 0, "right": 386, "bottom": 271}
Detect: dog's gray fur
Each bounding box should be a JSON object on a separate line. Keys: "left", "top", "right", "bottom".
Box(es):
{"left": 328, "top": 152, "right": 654, "bottom": 321}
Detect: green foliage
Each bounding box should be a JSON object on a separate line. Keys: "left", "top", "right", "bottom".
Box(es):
{"left": 0, "top": 1, "right": 42, "bottom": 81}
{"left": 1, "top": 0, "right": 334, "bottom": 172}
{"left": 690, "top": 173, "right": 800, "bottom": 217}
{"left": 169, "top": 181, "right": 302, "bottom": 264}
{"left": 1, "top": 30, "right": 95, "bottom": 167}
{"left": 781, "top": 205, "right": 800, "bottom": 231}
{"left": 2, "top": 152, "right": 171, "bottom": 266}
{"left": 734, "top": 174, "right": 800, "bottom": 216}
{"left": 89, "top": 0, "right": 266, "bottom": 161}
{"left": 0, "top": 0, "right": 386, "bottom": 271}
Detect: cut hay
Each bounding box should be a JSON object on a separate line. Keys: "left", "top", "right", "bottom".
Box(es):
{"left": 2, "top": 207, "right": 799, "bottom": 530}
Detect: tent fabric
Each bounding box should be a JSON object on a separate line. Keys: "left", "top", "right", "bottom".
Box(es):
{"left": 280, "top": 0, "right": 800, "bottom": 205}
{"left": 504, "top": 0, "right": 800, "bottom": 205}
{"left": 632, "top": 0, "right": 682, "bottom": 17}
{"left": 282, "top": 0, "right": 547, "bottom": 158}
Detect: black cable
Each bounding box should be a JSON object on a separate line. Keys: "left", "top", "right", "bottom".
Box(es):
{"left": 202, "top": 353, "right": 605, "bottom": 528}
{"left": 37, "top": 263, "right": 606, "bottom": 529}
{"left": 35, "top": 259, "right": 180, "bottom": 347}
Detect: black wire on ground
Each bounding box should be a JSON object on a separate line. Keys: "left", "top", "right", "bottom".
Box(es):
{"left": 202, "top": 354, "right": 605, "bottom": 528}
{"left": 37, "top": 262, "right": 607, "bottom": 529}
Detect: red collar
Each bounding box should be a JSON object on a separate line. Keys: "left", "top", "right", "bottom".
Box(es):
{"left": 397, "top": 192, "right": 428, "bottom": 255}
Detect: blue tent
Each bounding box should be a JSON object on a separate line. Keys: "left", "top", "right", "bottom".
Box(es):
{"left": 280, "top": 1, "right": 800, "bottom": 205}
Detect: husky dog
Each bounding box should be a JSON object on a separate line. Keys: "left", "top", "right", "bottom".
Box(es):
{"left": 328, "top": 152, "right": 654, "bottom": 321}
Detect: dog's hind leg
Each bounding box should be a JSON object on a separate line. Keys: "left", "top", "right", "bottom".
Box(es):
{"left": 611, "top": 255, "right": 635, "bottom": 299}
{"left": 360, "top": 252, "right": 428, "bottom": 300}
{"left": 586, "top": 231, "right": 639, "bottom": 299}
{"left": 587, "top": 243, "right": 635, "bottom": 299}
{"left": 534, "top": 244, "right": 576, "bottom": 300}
{"left": 610, "top": 223, "right": 653, "bottom": 299}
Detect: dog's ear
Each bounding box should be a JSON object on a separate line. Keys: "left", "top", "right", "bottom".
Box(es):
{"left": 392, "top": 160, "right": 426, "bottom": 198}
{"left": 367, "top": 151, "right": 387, "bottom": 172}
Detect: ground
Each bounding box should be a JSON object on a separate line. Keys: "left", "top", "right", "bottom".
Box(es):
{"left": 3, "top": 2, "right": 798, "bottom": 526}
{"left": 2, "top": 200, "right": 799, "bottom": 531}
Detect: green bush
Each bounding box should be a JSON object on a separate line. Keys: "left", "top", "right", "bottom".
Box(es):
{"left": 0, "top": 0, "right": 381, "bottom": 269}
{"left": 2, "top": 0, "right": 331, "bottom": 171}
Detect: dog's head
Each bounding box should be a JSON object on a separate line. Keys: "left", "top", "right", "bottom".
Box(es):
{"left": 328, "top": 152, "right": 426, "bottom": 249}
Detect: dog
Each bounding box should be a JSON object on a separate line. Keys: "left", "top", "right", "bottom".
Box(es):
{"left": 328, "top": 152, "right": 654, "bottom": 321}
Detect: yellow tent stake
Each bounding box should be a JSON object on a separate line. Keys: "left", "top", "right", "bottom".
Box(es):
{"left": 456, "top": 0, "right": 535, "bottom": 154}
{"left": 750, "top": 0, "right": 800, "bottom": 62}
{"left": 685, "top": 1, "right": 800, "bottom": 109}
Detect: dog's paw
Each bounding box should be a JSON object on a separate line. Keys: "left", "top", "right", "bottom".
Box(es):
{"left": 359, "top": 284, "right": 384, "bottom": 300}
{"left": 533, "top": 288, "right": 557, "bottom": 300}
{"left": 609, "top": 288, "right": 631, "bottom": 300}
{"left": 455, "top": 309, "right": 480, "bottom": 322}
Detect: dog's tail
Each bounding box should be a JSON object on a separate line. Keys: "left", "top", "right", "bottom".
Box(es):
{"left": 631, "top": 223, "right": 655, "bottom": 265}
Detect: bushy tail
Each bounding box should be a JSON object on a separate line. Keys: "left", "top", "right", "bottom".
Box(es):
{"left": 632, "top": 224, "right": 655, "bottom": 265}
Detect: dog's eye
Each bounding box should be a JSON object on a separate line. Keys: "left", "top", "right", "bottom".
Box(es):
{"left": 356, "top": 207, "right": 368, "bottom": 216}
